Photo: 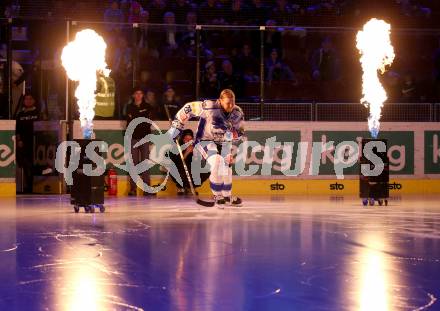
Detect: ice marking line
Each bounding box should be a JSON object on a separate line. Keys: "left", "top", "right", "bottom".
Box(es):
{"left": 254, "top": 286, "right": 282, "bottom": 299}
{"left": 201, "top": 252, "right": 237, "bottom": 261}
{"left": 133, "top": 220, "right": 151, "bottom": 230}
{"left": 146, "top": 286, "right": 167, "bottom": 291}
{"left": 29, "top": 259, "right": 120, "bottom": 276}
{"left": 1, "top": 243, "right": 19, "bottom": 252}
{"left": 37, "top": 246, "right": 52, "bottom": 257}
{"left": 30, "top": 261, "right": 77, "bottom": 269}
{"left": 54, "top": 234, "right": 96, "bottom": 243}
{"left": 85, "top": 261, "right": 121, "bottom": 275}
{"left": 106, "top": 283, "right": 140, "bottom": 288}
{"left": 19, "top": 279, "right": 48, "bottom": 285}
{"left": 101, "top": 296, "right": 144, "bottom": 311}
{"left": 393, "top": 256, "right": 440, "bottom": 263}
{"left": 22, "top": 280, "right": 140, "bottom": 290}
{"left": 413, "top": 293, "right": 437, "bottom": 311}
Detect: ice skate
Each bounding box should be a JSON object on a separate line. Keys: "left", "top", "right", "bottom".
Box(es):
{"left": 224, "top": 196, "right": 242, "bottom": 207}
{"left": 214, "top": 195, "right": 226, "bottom": 209}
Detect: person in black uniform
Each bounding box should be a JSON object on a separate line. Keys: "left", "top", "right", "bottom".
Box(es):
{"left": 126, "top": 87, "right": 155, "bottom": 196}
{"left": 15, "top": 93, "right": 40, "bottom": 193}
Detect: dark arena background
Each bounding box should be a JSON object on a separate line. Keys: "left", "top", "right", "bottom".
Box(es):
{"left": 1, "top": 0, "right": 440, "bottom": 310}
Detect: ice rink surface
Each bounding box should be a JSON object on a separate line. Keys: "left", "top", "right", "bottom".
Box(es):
{"left": 0, "top": 195, "right": 439, "bottom": 310}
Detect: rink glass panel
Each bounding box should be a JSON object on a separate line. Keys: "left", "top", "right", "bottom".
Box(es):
{"left": 2, "top": 20, "right": 440, "bottom": 121}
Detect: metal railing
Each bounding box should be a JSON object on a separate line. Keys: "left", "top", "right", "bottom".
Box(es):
{"left": 435, "top": 103, "right": 440, "bottom": 122}
{"left": 315, "top": 103, "right": 436, "bottom": 122}
{"left": 239, "top": 102, "right": 438, "bottom": 122}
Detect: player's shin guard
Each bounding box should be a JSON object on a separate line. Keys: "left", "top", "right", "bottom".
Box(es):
{"left": 209, "top": 178, "right": 223, "bottom": 197}
{"left": 221, "top": 166, "right": 233, "bottom": 198}
{"left": 208, "top": 154, "right": 224, "bottom": 197}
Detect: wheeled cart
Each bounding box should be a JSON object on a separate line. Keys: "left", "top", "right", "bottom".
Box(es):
{"left": 359, "top": 138, "right": 389, "bottom": 207}
{"left": 70, "top": 139, "right": 106, "bottom": 213}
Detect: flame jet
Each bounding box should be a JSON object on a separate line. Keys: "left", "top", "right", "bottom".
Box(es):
{"left": 62, "top": 29, "right": 110, "bottom": 139}
{"left": 356, "top": 18, "right": 395, "bottom": 138}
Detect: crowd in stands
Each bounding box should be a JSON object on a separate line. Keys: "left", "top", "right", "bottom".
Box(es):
{"left": 1, "top": 0, "right": 440, "bottom": 120}
{"left": 3, "top": 0, "right": 439, "bottom": 24}
{"left": 100, "top": 1, "right": 440, "bottom": 116}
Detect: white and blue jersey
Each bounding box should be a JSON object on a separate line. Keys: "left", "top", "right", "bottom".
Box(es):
{"left": 172, "top": 99, "right": 245, "bottom": 144}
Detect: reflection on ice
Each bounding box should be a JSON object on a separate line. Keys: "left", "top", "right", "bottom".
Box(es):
{"left": 0, "top": 195, "right": 439, "bottom": 310}
{"left": 65, "top": 265, "right": 101, "bottom": 311}
{"left": 358, "top": 235, "right": 390, "bottom": 311}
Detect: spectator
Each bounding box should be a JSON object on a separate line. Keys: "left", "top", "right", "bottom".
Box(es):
{"left": 144, "top": 88, "right": 161, "bottom": 120}
{"left": 235, "top": 43, "right": 259, "bottom": 76}
{"left": 169, "top": 129, "right": 209, "bottom": 194}
{"left": 160, "top": 12, "right": 180, "bottom": 57}
{"left": 138, "top": 10, "right": 162, "bottom": 58}
{"left": 112, "top": 35, "right": 133, "bottom": 117}
{"left": 270, "top": 0, "right": 297, "bottom": 26}
{"left": 178, "top": 11, "right": 198, "bottom": 56}
{"left": 264, "top": 20, "right": 282, "bottom": 55}
{"left": 119, "top": 0, "right": 131, "bottom": 20}
{"left": 0, "top": 46, "right": 25, "bottom": 118}
{"left": 186, "top": 10, "right": 198, "bottom": 25}
{"left": 138, "top": 70, "right": 150, "bottom": 90}
{"left": 307, "top": 0, "right": 341, "bottom": 16}
{"left": 227, "top": 0, "right": 250, "bottom": 25}
{"left": 249, "top": 0, "right": 268, "bottom": 25}
{"left": 398, "top": 0, "right": 431, "bottom": 18}
{"left": 133, "top": 10, "right": 152, "bottom": 56}
{"left": 12, "top": 61, "right": 25, "bottom": 118}
{"left": 234, "top": 43, "right": 260, "bottom": 82}
{"left": 178, "top": 11, "right": 213, "bottom": 58}
{"left": 311, "top": 37, "right": 340, "bottom": 82}
{"left": 218, "top": 60, "right": 245, "bottom": 97}
{"left": 201, "top": 60, "right": 220, "bottom": 98}
{"left": 243, "top": 69, "right": 259, "bottom": 83}
{"left": 4, "top": 2, "right": 20, "bottom": 18}
{"left": 198, "top": 0, "right": 225, "bottom": 25}
{"left": 123, "top": 81, "right": 154, "bottom": 118}
{"left": 168, "top": 0, "right": 194, "bottom": 24}
{"left": 147, "top": 0, "right": 167, "bottom": 23}
{"left": 434, "top": 37, "right": 440, "bottom": 101}
{"left": 16, "top": 93, "right": 40, "bottom": 193}
{"left": 103, "top": 0, "right": 124, "bottom": 34}
{"left": 383, "top": 70, "right": 401, "bottom": 103}
{"left": 400, "top": 72, "right": 419, "bottom": 102}
{"left": 265, "top": 48, "right": 295, "bottom": 83}
{"left": 126, "top": 87, "right": 155, "bottom": 196}
{"left": 160, "top": 84, "right": 182, "bottom": 120}
{"left": 128, "top": 1, "right": 144, "bottom": 23}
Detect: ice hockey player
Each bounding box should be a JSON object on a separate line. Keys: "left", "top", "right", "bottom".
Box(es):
{"left": 168, "top": 89, "right": 245, "bottom": 208}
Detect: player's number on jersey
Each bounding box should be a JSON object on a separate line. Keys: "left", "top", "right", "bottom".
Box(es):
{"left": 184, "top": 105, "right": 192, "bottom": 114}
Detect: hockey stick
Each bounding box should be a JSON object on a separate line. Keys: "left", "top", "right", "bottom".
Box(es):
{"left": 163, "top": 105, "right": 215, "bottom": 207}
